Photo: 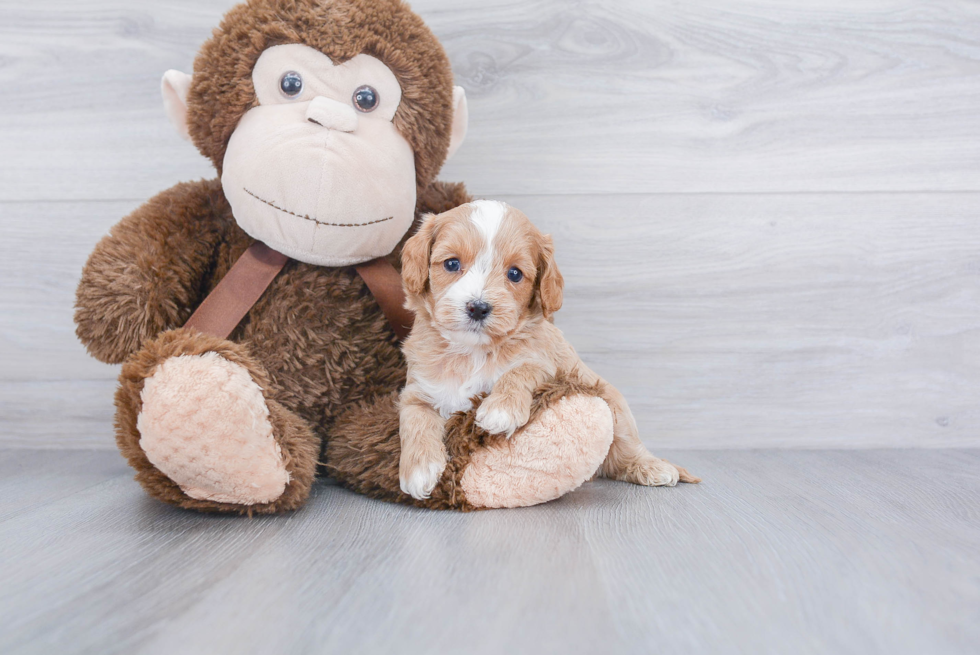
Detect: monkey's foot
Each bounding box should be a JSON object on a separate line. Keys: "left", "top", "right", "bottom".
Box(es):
{"left": 460, "top": 394, "right": 614, "bottom": 508}
{"left": 136, "top": 352, "right": 289, "bottom": 505}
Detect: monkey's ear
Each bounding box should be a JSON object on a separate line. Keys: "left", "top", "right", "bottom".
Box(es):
{"left": 445, "top": 86, "right": 468, "bottom": 161}
{"left": 161, "top": 70, "right": 193, "bottom": 142}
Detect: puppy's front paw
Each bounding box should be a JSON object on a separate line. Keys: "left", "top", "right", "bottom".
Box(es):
{"left": 399, "top": 455, "right": 447, "bottom": 500}
{"left": 475, "top": 394, "right": 530, "bottom": 438}
{"left": 621, "top": 456, "right": 680, "bottom": 487}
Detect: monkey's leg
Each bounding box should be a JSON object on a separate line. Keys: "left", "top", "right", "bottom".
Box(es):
{"left": 457, "top": 385, "right": 614, "bottom": 509}
{"left": 325, "top": 376, "right": 615, "bottom": 510}
{"left": 115, "top": 328, "right": 320, "bottom": 514}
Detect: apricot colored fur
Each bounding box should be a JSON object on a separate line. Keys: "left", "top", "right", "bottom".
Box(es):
{"left": 398, "top": 204, "right": 701, "bottom": 491}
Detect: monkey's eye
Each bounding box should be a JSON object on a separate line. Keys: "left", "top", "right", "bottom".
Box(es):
{"left": 279, "top": 71, "right": 303, "bottom": 98}
{"left": 353, "top": 85, "right": 379, "bottom": 112}
{"left": 444, "top": 258, "right": 461, "bottom": 273}
{"left": 507, "top": 267, "right": 524, "bottom": 283}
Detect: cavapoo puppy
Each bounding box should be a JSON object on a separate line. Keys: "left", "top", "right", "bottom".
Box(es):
{"left": 397, "top": 200, "right": 699, "bottom": 500}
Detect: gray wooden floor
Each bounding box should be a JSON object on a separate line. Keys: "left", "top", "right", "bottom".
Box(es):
{"left": 1, "top": 448, "right": 978, "bottom": 655}
{"left": 2, "top": 1, "right": 980, "bottom": 653}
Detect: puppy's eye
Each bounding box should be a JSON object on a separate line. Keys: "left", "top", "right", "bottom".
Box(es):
{"left": 279, "top": 71, "right": 303, "bottom": 98}
{"left": 353, "top": 85, "right": 379, "bottom": 112}
{"left": 507, "top": 267, "right": 524, "bottom": 283}
{"left": 444, "top": 258, "right": 461, "bottom": 272}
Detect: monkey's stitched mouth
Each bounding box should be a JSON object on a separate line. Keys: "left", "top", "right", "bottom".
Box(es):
{"left": 243, "top": 188, "right": 394, "bottom": 227}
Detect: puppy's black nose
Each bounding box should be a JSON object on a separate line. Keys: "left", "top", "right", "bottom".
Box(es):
{"left": 466, "top": 300, "right": 492, "bottom": 322}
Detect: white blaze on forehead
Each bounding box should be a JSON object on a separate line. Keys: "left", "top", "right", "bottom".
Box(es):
{"left": 468, "top": 200, "right": 507, "bottom": 247}
{"left": 444, "top": 201, "right": 508, "bottom": 309}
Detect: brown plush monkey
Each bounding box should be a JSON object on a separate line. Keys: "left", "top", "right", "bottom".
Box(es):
{"left": 75, "top": 0, "right": 615, "bottom": 514}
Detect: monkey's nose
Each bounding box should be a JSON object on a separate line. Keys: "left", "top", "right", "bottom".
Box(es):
{"left": 306, "top": 96, "right": 358, "bottom": 133}
{"left": 466, "top": 300, "right": 492, "bottom": 322}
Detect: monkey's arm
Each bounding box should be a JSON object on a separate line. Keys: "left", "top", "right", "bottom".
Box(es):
{"left": 75, "top": 179, "right": 229, "bottom": 364}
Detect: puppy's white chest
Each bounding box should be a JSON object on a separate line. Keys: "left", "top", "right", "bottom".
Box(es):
{"left": 419, "top": 363, "right": 503, "bottom": 419}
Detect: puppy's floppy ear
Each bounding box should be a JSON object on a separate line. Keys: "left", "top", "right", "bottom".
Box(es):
{"left": 535, "top": 234, "right": 564, "bottom": 318}
{"left": 402, "top": 214, "right": 438, "bottom": 297}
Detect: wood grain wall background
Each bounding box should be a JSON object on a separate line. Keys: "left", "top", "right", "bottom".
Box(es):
{"left": 1, "top": 0, "right": 978, "bottom": 449}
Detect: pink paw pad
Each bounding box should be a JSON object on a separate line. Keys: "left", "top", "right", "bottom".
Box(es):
{"left": 136, "top": 353, "right": 288, "bottom": 505}
{"left": 461, "top": 395, "right": 614, "bottom": 508}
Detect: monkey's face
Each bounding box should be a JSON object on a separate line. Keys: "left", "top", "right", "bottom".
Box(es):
{"left": 220, "top": 44, "right": 417, "bottom": 266}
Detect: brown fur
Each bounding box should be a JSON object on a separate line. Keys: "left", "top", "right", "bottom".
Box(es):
{"left": 77, "top": 174, "right": 472, "bottom": 512}
{"left": 74, "top": 179, "right": 230, "bottom": 365}
{"left": 325, "top": 374, "right": 607, "bottom": 510}
{"left": 187, "top": 0, "right": 455, "bottom": 196}
{"left": 115, "top": 327, "right": 320, "bottom": 514}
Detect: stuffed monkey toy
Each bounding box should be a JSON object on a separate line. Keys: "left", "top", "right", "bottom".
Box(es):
{"left": 75, "top": 0, "right": 619, "bottom": 513}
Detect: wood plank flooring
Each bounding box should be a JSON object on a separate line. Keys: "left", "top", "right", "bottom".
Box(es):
{"left": 1, "top": 449, "right": 978, "bottom": 655}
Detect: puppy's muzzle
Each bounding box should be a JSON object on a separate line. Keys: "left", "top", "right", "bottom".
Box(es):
{"left": 466, "top": 300, "right": 492, "bottom": 322}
